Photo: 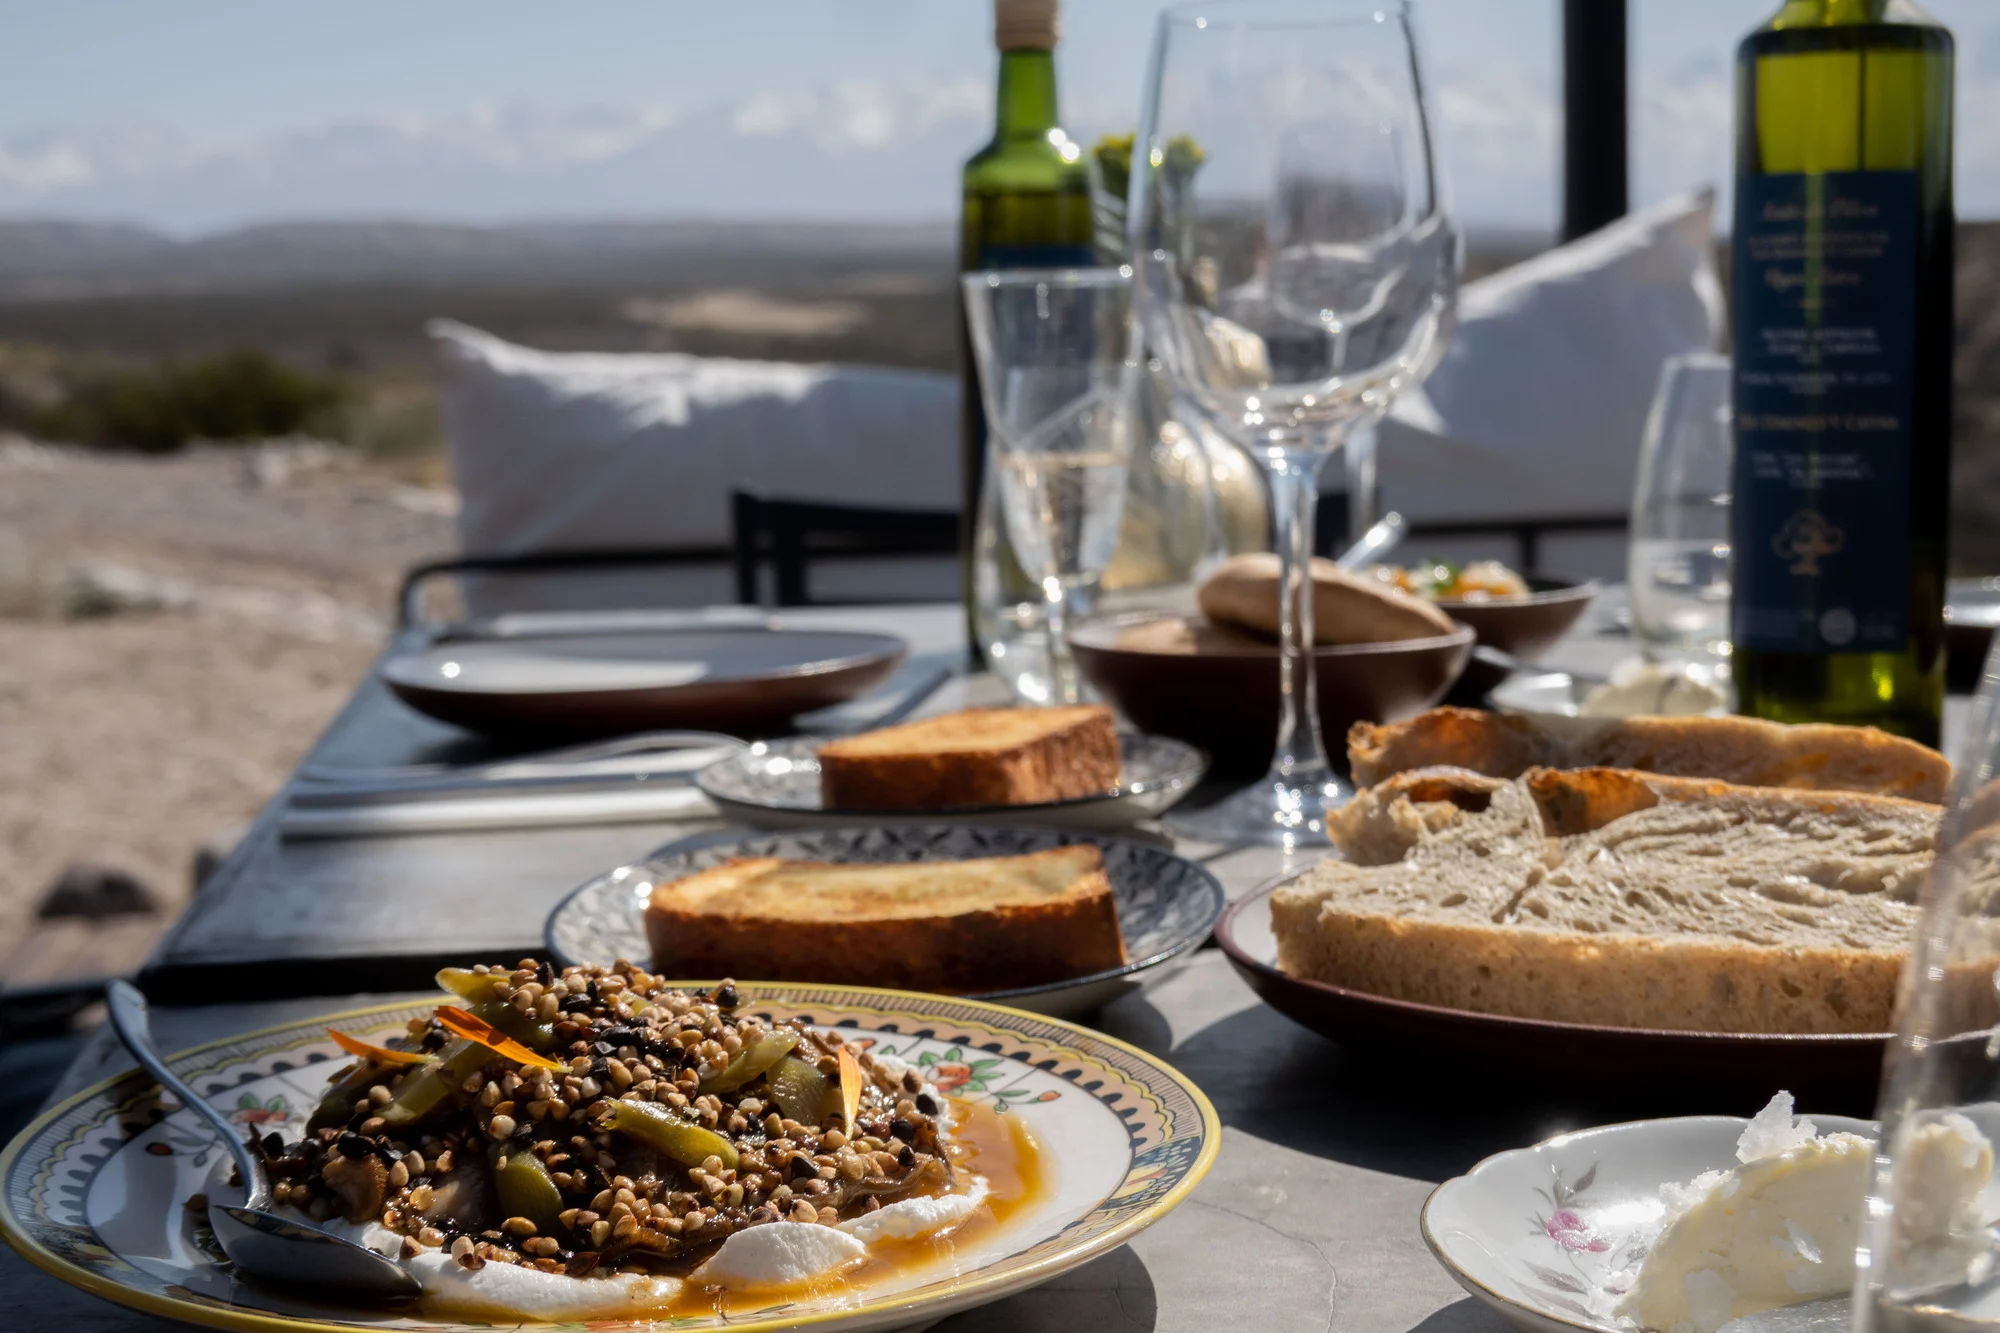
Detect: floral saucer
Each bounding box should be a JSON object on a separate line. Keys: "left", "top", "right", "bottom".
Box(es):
{"left": 1420, "top": 1111, "right": 1875, "bottom": 1333}
{"left": 2, "top": 984, "right": 1219, "bottom": 1333}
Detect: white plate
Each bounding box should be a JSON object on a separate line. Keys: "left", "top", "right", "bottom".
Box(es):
{"left": 1421, "top": 1111, "right": 1877, "bottom": 1333}
{"left": 2, "top": 986, "right": 1219, "bottom": 1333}
{"left": 696, "top": 731, "right": 1207, "bottom": 830}
{"left": 545, "top": 824, "right": 1228, "bottom": 1019}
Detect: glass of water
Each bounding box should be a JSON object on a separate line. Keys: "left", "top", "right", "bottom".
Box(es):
{"left": 1628, "top": 353, "right": 1733, "bottom": 674}
{"left": 961, "top": 267, "right": 1141, "bottom": 705}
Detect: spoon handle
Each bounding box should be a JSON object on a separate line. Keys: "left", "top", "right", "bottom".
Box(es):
{"left": 107, "top": 981, "right": 264, "bottom": 1205}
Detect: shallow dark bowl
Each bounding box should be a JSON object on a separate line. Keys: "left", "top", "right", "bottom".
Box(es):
{"left": 1068, "top": 612, "right": 1474, "bottom": 777}
{"left": 1435, "top": 575, "right": 1599, "bottom": 663}
{"left": 1216, "top": 876, "right": 1888, "bottom": 1115}
{"left": 1947, "top": 577, "right": 2000, "bottom": 693}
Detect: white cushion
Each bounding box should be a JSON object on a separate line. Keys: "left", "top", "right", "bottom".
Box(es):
{"left": 1374, "top": 189, "right": 1725, "bottom": 525}
{"left": 431, "top": 320, "right": 959, "bottom": 557}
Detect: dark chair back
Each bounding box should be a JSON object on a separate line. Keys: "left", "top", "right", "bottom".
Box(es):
{"left": 731, "top": 491, "right": 958, "bottom": 607}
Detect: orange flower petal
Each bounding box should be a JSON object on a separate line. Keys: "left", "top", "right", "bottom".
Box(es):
{"left": 327, "top": 1028, "right": 432, "bottom": 1068}
{"left": 433, "top": 1005, "right": 567, "bottom": 1072}
{"left": 837, "top": 1046, "right": 862, "bottom": 1129}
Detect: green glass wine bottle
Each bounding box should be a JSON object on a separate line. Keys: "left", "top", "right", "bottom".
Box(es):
{"left": 958, "top": 0, "right": 1095, "bottom": 662}
{"left": 1730, "top": 0, "right": 1954, "bottom": 746}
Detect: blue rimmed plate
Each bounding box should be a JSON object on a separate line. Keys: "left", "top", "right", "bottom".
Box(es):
{"left": 1, "top": 985, "right": 1219, "bottom": 1333}
{"left": 694, "top": 731, "right": 1207, "bottom": 831}
{"left": 546, "top": 824, "right": 1227, "bottom": 1018}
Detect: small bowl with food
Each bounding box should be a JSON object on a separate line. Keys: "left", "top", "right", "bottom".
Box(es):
{"left": 1068, "top": 554, "right": 1475, "bottom": 775}
{"left": 1366, "top": 559, "right": 1599, "bottom": 663}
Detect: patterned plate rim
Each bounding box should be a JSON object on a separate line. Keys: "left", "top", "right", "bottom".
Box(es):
{"left": 0, "top": 984, "right": 1222, "bottom": 1333}
{"left": 540, "top": 824, "right": 1229, "bottom": 1003}
{"left": 693, "top": 731, "right": 1211, "bottom": 816}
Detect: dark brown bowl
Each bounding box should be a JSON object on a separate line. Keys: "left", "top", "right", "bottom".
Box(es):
{"left": 1067, "top": 612, "right": 1474, "bottom": 776}
{"left": 1217, "top": 876, "right": 1888, "bottom": 1115}
{"left": 1436, "top": 576, "right": 1599, "bottom": 663}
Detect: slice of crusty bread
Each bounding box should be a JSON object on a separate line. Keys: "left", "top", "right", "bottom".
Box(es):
{"left": 817, "top": 706, "right": 1120, "bottom": 810}
{"left": 1198, "top": 552, "right": 1456, "bottom": 646}
{"left": 1278, "top": 766, "right": 1940, "bottom": 1034}
{"left": 646, "top": 845, "right": 1128, "bottom": 993}
{"left": 1347, "top": 707, "right": 1949, "bottom": 803}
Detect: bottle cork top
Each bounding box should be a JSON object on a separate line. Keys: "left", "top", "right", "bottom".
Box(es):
{"left": 995, "top": 0, "right": 1059, "bottom": 51}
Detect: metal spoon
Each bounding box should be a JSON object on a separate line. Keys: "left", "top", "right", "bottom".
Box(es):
{"left": 106, "top": 982, "right": 421, "bottom": 1299}
{"left": 1332, "top": 510, "right": 1408, "bottom": 571}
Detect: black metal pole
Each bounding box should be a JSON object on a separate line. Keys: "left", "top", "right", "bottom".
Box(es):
{"left": 1561, "top": 0, "right": 1629, "bottom": 241}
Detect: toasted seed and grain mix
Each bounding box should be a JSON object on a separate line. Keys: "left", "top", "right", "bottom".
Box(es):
{"left": 261, "top": 962, "right": 956, "bottom": 1278}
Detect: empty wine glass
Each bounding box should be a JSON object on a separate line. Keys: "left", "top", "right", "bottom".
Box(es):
{"left": 1856, "top": 652, "right": 2000, "bottom": 1330}
{"left": 961, "top": 267, "right": 1141, "bottom": 704}
{"left": 1629, "top": 353, "right": 1733, "bottom": 676}
{"left": 1129, "top": 0, "right": 1460, "bottom": 844}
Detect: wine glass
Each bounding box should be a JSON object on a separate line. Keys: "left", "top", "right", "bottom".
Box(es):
{"left": 961, "top": 267, "right": 1142, "bottom": 704}
{"left": 1629, "top": 353, "right": 1733, "bottom": 677}
{"left": 1856, "top": 653, "right": 2000, "bottom": 1331}
{"left": 1129, "top": 0, "right": 1460, "bottom": 844}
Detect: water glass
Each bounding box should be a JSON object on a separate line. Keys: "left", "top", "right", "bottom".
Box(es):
{"left": 1856, "top": 647, "right": 2000, "bottom": 1331}
{"left": 961, "top": 267, "right": 1141, "bottom": 705}
{"left": 1629, "top": 353, "right": 1732, "bottom": 671}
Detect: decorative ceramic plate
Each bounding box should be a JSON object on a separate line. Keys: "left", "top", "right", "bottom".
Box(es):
{"left": 546, "top": 825, "right": 1228, "bottom": 1019}
{"left": 379, "top": 629, "right": 906, "bottom": 738}
{"left": 1422, "top": 1111, "right": 1875, "bottom": 1333}
{"left": 1, "top": 986, "right": 1219, "bottom": 1333}
{"left": 694, "top": 731, "right": 1208, "bottom": 831}
{"left": 1216, "top": 874, "right": 1889, "bottom": 1112}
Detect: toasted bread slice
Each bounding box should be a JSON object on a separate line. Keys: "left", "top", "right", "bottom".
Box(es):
{"left": 817, "top": 706, "right": 1120, "bottom": 810}
{"left": 645, "top": 845, "right": 1127, "bottom": 993}
{"left": 1346, "top": 707, "right": 1949, "bottom": 802}
{"left": 1283, "top": 766, "right": 1942, "bottom": 1033}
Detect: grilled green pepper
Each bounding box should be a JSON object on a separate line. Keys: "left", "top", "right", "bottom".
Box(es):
{"left": 700, "top": 1030, "right": 799, "bottom": 1095}
{"left": 767, "top": 1056, "right": 834, "bottom": 1126}
{"left": 491, "top": 1142, "right": 564, "bottom": 1232}
{"left": 605, "top": 1100, "right": 739, "bottom": 1170}
{"left": 379, "top": 1038, "right": 492, "bottom": 1127}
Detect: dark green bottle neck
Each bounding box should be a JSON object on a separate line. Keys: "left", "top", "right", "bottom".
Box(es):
{"left": 995, "top": 49, "right": 1061, "bottom": 140}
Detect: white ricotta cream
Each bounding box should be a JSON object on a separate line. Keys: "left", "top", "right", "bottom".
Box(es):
{"left": 1614, "top": 1094, "right": 1993, "bottom": 1333}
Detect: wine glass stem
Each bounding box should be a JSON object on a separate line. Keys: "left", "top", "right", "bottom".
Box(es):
{"left": 1268, "top": 451, "right": 1333, "bottom": 787}
{"left": 1042, "top": 575, "right": 1079, "bottom": 705}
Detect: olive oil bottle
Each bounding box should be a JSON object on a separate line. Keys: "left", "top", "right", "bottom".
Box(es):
{"left": 958, "top": 0, "right": 1094, "bottom": 663}
{"left": 1729, "top": 0, "right": 1954, "bottom": 746}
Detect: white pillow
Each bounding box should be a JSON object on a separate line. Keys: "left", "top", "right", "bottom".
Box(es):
{"left": 1374, "top": 189, "right": 1725, "bottom": 525}
{"left": 431, "top": 320, "right": 959, "bottom": 557}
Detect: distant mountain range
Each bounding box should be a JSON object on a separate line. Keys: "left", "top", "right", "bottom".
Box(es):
{"left": 0, "top": 217, "right": 957, "bottom": 298}
{"left": 0, "top": 89, "right": 989, "bottom": 238}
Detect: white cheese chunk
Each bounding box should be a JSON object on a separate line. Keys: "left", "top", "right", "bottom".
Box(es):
{"left": 693, "top": 1220, "right": 868, "bottom": 1288}
{"left": 1616, "top": 1094, "right": 1873, "bottom": 1333}
{"left": 839, "top": 1179, "right": 990, "bottom": 1244}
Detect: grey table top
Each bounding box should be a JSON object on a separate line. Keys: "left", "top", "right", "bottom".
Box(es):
{"left": 4, "top": 590, "right": 1876, "bottom": 1330}
{"left": 135, "top": 601, "right": 1337, "bottom": 1000}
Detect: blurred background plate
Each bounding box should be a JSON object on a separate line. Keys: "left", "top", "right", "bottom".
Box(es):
{"left": 1217, "top": 873, "right": 1887, "bottom": 1114}
{"left": 697, "top": 730, "right": 1207, "bottom": 830}
{"left": 547, "top": 824, "right": 1227, "bottom": 1018}
{"left": 378, "top": 627, "right": 906, "bottom": 737}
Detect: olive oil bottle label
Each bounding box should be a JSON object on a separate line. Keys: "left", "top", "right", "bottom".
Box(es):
{"left": 1731, "top": 169, "right": 1918, "bottom": 654}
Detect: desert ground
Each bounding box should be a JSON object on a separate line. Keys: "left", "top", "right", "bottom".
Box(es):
{"left": 0, "top": 438, "right": 455, "bottom": 985}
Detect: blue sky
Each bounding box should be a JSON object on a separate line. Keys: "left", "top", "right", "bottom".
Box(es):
{"left": 0, "top": 0, "right": 1992, "bottom": 234}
